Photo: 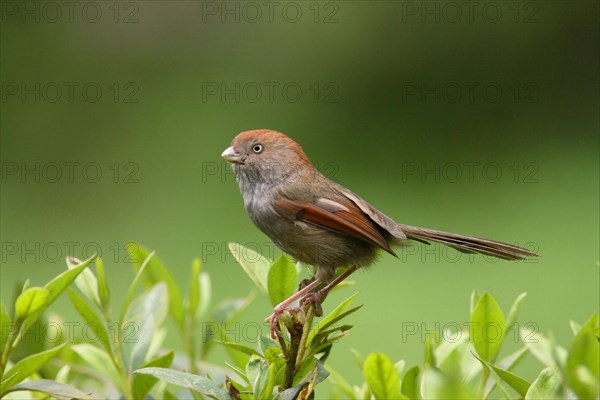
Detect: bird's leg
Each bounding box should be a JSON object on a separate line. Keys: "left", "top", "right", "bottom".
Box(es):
{"left": 299, "top": 265, "right": 359, "bottom": 317}
{"left": 265, "top": 278, "right": 323, "bottom": 339}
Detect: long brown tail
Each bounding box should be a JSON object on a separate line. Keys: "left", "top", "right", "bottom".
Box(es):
{"left": 399, "top": 225, "right": 538, "bottom": 260}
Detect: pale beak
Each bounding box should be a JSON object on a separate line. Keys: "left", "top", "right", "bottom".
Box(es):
{"left": 221, "top": 146, "right": 244, "bottom": 164}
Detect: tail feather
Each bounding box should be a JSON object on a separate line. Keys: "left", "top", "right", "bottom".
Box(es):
{"left": 399, "top": 225, "right": 538, "bottom": 260}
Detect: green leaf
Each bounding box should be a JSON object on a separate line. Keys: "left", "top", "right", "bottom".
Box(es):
{"left": 14, "top": 287, "right": 49, "bottom": 322}
{"left": 128, "top": 243, "right": 185, "bottom": 330}
{"left": 506, "top": 292, "right": 527, "bottom": 331}
{"left": 424, "top": 334, "right": 436, "bottom": 368}
{"left": 2, "top": 379, "right": 93, "bottom": 399}
{"left": 401, "top": 365, "right": 420, "bottom": 399}
{"left": 470, "top": 293, "right": 506, "bottom": 362}
{"left": 216, "top": 341, "right": 260, "bottom": 358}
{"left": 363, "top": 353, "right": 401, "bottom": 400}
{"left": 67, "top": 256, "right": 100, "bottom": 306}
{"left": 119, "top": 250, "right": 154, "bottom": 332}
{"left": 0, "top": 302, "right": 11, "bottom": 354}
{"left": 121, "top": 315, "right": 155, "bottom": 374}
{"left": 268, "top": 255, "right": 298, "bottom": 306}
{"left": 566, "top": 313, "right": 599, "bottom": 399}
{"left": 134, "top": 367, "right": 232, "bottom": 400}
{"left": 132, "top": 351, "right": 174, "bottom": 400}
{"left": 521, "top": 329, "right": 562, "bottom": 370}
{"left": 470, "top": 290, "right": 481, "bottom": 315}
{"left": 228, "top": 242, "right": 270, "bottom": 295}
{"left": 21, "top": 255, "right": 94, "bottom": 333}
{"left": 68, "top": 288, "right": 112, "bottom": 354}
{"left": 197, "top": 271, "right": 212, "bottom": 319}
{"left": 71, "top": 343, "right": 120, "bottom": 384}
{"left": 308, "top": 292, "right": 359, "bottom": 343}
{"left": 421, "top": 368, "right": 477, "bottom": 399}
{"left": 95, "top": 257, "right": 111, "bottom": 314}
{"left": 472, "top": 352, "right": 531, "bottom": 397}
{"left": 0, "top": 342, "right": 66, "bottom": 392}
{"left": 212, "top": 292, "right": 255, "bottom": 326}
{"left": 187, "top": 257, "right": 202, "bottom": 317}
{"left": 525, "top": 368, "right": 561, "bottom": 399}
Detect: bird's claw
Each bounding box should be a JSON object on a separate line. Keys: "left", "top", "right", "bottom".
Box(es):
{"left": 265, "top": 305, "right": 300, "bottom": 339}
{"left": 300, "top": 291, "right": 324, "bottom": 317}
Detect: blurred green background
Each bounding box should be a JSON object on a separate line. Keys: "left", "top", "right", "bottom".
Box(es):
{"left": 1, "top": 0, "right": 598, "bottom": 390}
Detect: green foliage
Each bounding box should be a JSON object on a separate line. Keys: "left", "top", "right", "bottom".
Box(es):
{"left": 1, "top": 243, "right": 598, "bottom": 400}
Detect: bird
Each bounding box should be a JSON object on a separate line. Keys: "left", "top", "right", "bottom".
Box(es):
{"left": 221, "top": 129, "right": 538, "bottom": 338}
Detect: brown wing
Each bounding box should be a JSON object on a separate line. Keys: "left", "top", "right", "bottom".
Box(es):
{"left": 274, "top": 197, "right": 397, "bottom": 257}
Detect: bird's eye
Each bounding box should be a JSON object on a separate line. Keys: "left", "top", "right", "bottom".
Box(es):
{"left": 252, "top": 144, "right": 264, "bottom": 154}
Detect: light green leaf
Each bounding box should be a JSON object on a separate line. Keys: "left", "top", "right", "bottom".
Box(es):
{"left": 216, "top": 341, "right": 260, "bottom": 358}
{"left": 186, "top": 258, "right": 202, "bottom": 317}
{"left": 212, "top": 292, "right": 255, "bottom": 326}
{"left": 122, "top": 315, "right": 154, "bottom": 373}
{"left": 470, "top": 290, "right": 481, "bottom": 315}
{"left": 228, "top": 242, "right": 270, "bottom": 295}
{"left": 473, "top": 352, "right": 531, "bottom": 397}
{"left": 119, "top": 250, "right": 154, "bottom": 332}
{"left": 67, "top": 256, "right": 100, "bottom": 307}
{"left": 95, "top": 257, "right": 111, "bottom": 314}
{"left": 525, "top": 368, "right": 561, "bottom": 399}
{"left": 2, "top": 379, "right": 93, "bottom": 399}
{"left": 21, "top": 255, "right": 95, "bottom": 333}
{"left": 0, "top": 342, "right": 66, "bottom": 391}
{"left": 363, "top": 353, "right": 401, "bottom": 400}
{"left": 566, "top": 313, "right": 599, "bottom": 399}
{"left": 268, "top": 255, "right": 298, "bottom": 306}
{"left": 0, "top": 302, "right": 11, "bottom": 354}
{"left": 470, "top": 293, "right": 506, "bottom": 362}
{"left": 401, "top": 365, "right": 420, "bottom": 399}
{"left": 424, "top": 334, "right": 436, "bottom": 368}
{"left": 521, "top": 329, "right": 561, "bottom": 370}
{"left": 197, "top": 272, "right": 212, "bottom": 320}
{"left": 421, "top": 368, "right": 477, "bottom": 399}
{"left": 71, "top": 343, "right": 120, "bottom": 384}
{"left": 132, "top": 351, "right": 174, "bottom": 400}
{"left": 128, "top": 243, "right": 185, "bottom": 330}
{"left": 308, "top": 292, "right": 359, "bottom": 343}
{"left": 68, "top": 288, "right": 111, "bottom": 354}
{"left": 506, "top": 292, "right": 527, "bottom": 331}
{"left": 134, "top": 367, "right": 232, "bottom": 400}
{"left": 14, "top": 287, "right": 49, "bottom": 322}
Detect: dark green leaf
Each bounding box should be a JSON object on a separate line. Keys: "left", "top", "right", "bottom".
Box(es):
{"left": 268, "top": 255, "right": 298, "bottom": 307}
{"left": 128, "top": 243, "right": 185, "bottom": 329}
{"left": 95, "top": 257, "right": 111, "bottom": 315}
{"left": 68, "top": 288, "right": 112, "bottom": 354}
{"left": 363, "top": 353, "right": 401, "bottom": 400}
{"left": 134, "top": 367, "right": 232, "bottom": 399}
{"left": 308, "top": 292, "right": 359, "bottom": 343}
{"left": 470, "top": 293, "right": 506, "bottom": 362}
{"left": 2, "top": 379, "right": 93, "bottom": 399}
{"left": 1, "top": 342, "right": 66, "bottom": 391}
{"left": 401, "top": 366, "right": 421, "bottom": 399}
{"left": 132, "top": 351, "right": 174, "bottom": 400}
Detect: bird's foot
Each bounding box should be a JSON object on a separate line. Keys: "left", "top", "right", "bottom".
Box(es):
{"left": 265, "top": 305, "right": 300, "bottom": 339}
{"left": 300, "top": 290, "right": 325, "bottom": 317}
